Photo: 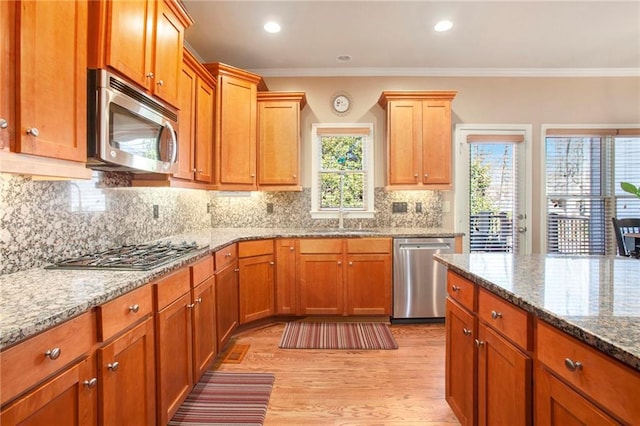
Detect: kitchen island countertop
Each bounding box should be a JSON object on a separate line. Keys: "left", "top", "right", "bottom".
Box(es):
{"left": 434, "top": 253, "right": 640, "bottom": 371}
{"left": 0, "top": 227, "right": 458, "bottom": 350}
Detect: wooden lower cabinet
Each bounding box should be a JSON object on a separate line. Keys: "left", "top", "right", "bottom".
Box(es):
{"left": 98, "top": 317, "right": 156, "bottom": 426}
{"left": 477, "top": 324, "right": 531, "bottom": 425}
{"left": 535, "top": 364, "right": 618, "bottom": 425}
{"left": 0, "top": 356, "right": 97, "bottom": 426}
{"left": 445, "top": 298, "right": 476, "bottom": 426}
{"left": 215, "top": 259, "right": 239, "bottom": 350}
{"left": 298, "top": 253, "right": 344, "bottom": 315}
{"left": 345, "top": 253, "right": 391, "bottom": 315}
{"left": 275, "top": 239, "right": 297, "bottom": 315}
{"left": 239, "top": 254, "right": 275, "bottom": 324}
{"left": 191, "top": 276, "right": 216, "bottom": 382}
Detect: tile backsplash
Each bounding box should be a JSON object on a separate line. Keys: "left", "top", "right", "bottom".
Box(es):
{"left": 1, "top": 173, "right": 442, "bottom": 275}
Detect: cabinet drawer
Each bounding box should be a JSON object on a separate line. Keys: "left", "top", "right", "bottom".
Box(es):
{"left": 447, "top": 271, "right": 475, "bottom": 312}
{"left": 347, "top": 238, "right": 391, "bottom": 254}
{"left": 154, "top": 267, "right": 191, "bottom": 311}
{"left": 190, "top": 255, "right": 214, "bottom": 287}
{"left": 478, "top": 288, "right": 531, "bottom": 351}
{"left": 97, "top": 284, "right": 153, "bottom": 342}
{"left": 214, "top": 244, "right": 237, "bottom": 271}
{"left": 299, "top": 238, "right": 343, "bottom": 254}
{"left": 238, "top": 239, "right": 274, "bottom": 258}
{"left": 0, "top": 311, "right": 95, "bottom": 406}
{"left": 536, "top": 319, "right": 640, "bottom": 424}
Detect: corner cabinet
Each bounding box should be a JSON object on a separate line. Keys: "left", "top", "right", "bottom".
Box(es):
{"left": 257, "top": 92, "right": 307, "bottom": 191}
{"left": 88, "top": 0, "right": 192, "bottom": 108}
{"left": 378, "top": 91, "right": 457, "bottom": 190}
{"left": 214, "top": 244, "right": 239, "bottom": 350}
{"left": 205, "top": 63, "right": 267, "bottom": 191}
{"left": 0, "top": 0, "right": 92, "bottom": 179}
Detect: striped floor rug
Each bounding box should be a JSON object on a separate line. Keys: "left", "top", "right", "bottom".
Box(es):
{"left": 169, "top": 371, "right": 275, "bottom": 425}
{"left": 278, "top": 322, "right": 398, "bottom": 350}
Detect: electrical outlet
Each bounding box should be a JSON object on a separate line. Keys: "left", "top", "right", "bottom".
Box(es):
{"left": 266, "top": 203, "right": 274, "bottom": 214}
{"left": 392, "top": 202, "right": 407, "bottom": 213}
{"left": 206, "top": 203, "right": 212, "bottom": 213}
{"left": 415, "top": 202, "right": 423, "bottom": 213}
{"left": 153, "top": 204, "right": 159, "bottom": 219}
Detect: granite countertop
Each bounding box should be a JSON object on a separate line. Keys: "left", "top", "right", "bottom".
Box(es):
{"left": 434, "top": 253, "right": 640, "bottom": 371}
{"left": 0, "top": 227, "right": 458, "bottom": 350}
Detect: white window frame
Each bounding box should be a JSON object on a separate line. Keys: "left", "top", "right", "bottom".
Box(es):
{"left": 539, "top": 123, "right": 640, "bottom": 254}
{"left": 454, "top": 123, "right": 532, "bottom": 253}
{"left": 310, "top": 123, "right": 375, "bottom": 219}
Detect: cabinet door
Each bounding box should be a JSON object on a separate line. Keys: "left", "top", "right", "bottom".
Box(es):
{"left": 477, "top": 324, "right": 532, "bottom": 426}
{"left": 345, "top": 254, "right": 391, "bottom": 315}
{"left": 194, "top": 78, "right": 214, "bottom": 183}
{"left": 275, "top": 239, "right": 297, "bottom": 315}
{"left": 192, "top": 276, "right": 216, "bottom": 382}
{"left": 0, "top": 1, "right": 14, "bottom": 151}
{"left": 174, "top": 62, "right": 196, "bottom": 180}
{"left": 422, "top": 99, "right": 452, "bottom": 185}
{"left": 0, "top": 357, "right": 96, "bottom": 426}
{"left": 445, "top": 298, "right": 476, "bottom": 426}
{"left": 298, "top": 254, "right": 344, "bottom": 315}
{"left": 156, "top": 292, "right": 193, "bottom": 425}
{"left": 239, "top": 254, "right": 275, "bottom": 324}
{"left": 152, "top": 0, "right": 184, "bottom": 106}
{"left": 387, "top": 100, "right": 422, "bottom": 186}
{"left": 104, "top": 0, "right": 152, "bottom": 90}
{"left": 258, "top": 100, "right": 300, "bottom": 187}
{"left": 535, "top": 365, "right": 619, "bottom": 426}
{"left": 215, "top": 262, "right": 239, "bottom": 350}
{"left": 98, "top": 317, "right": 156, "bottom": 426}
{"left": 16, "top": 0, "right": 87, "bottom": 162}
{"left": 218, "top": 74, "right": 257, "bottom": 188}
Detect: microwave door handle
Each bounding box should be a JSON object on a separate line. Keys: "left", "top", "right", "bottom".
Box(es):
{"left": 165, "top": 122, "right": 177, "bottom": 164}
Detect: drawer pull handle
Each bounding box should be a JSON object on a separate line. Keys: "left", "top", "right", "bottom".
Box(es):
{"left": 107, "top": 362, "right": 119, "bottom": 372}
{"left": 474, "top": 339, "right": 485, "bottom": 348}
{"left": 84, "top": 378, "right": 98, "bottom": 389}
{"left": 26, "top": 127, "right": 40, "bottom": 137}
{"left": 225, "top": 252, "right": 232, "bottom": 258}
{"left": 491, "top": 310, "right": 503, "bottom": 319}
{"left": 564, "top": 358, "right": 583, "bottom": 372}
{"left": 462, "top": 328, "right": 472, "bottom": 336}
{"left": 129, "top": 304, "right": 140, "bottom": 313}
{"left": 44, "top": 348, "right": 61, "bottom": 360}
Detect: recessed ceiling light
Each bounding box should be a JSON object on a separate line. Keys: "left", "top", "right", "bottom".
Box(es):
{"left": 434, "top": 20, "right": 453, "bottom": 32}
{"left": 264, "top": 21, "right": 281, "bottom": 33}
{"left": 337, "top": 55, "right": 352, "bottom": 63}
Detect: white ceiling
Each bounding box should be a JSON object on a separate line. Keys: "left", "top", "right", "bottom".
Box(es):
{"left": 182, "top": 1, "right": 640, "bottom": 77}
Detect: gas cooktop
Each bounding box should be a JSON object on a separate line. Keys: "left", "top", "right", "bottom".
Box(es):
{"left": 46, "top": 241, "right": 206, "bottom": 271}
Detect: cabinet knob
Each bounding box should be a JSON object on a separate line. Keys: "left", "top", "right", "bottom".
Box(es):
{"left": 146, "top": 72, "right": 154, "bottom": 79}
{"left": 292, "top": 174, "right": 297, "bottom": 178}
{"left": 26, "top": 127, "right": 39, "bottom": 137}
{"left": 84, "top": 378, "right": 98, "bottom": 389}
{"left": 414, "top": 173, "right": 419, "bottom": 179}
{"left": 234, "top": 268, "right": 239, "bottom": 272}
{"left": 186, "top": 303, "right": 195, "bottom": 309}
{"left": 225, "top": 252, "right": 232, "bottom": 257}
{"left": 424, "top": 173, "right": 429, "bottom": 178}
{"left": 564, "top": 358, "right": 583, "bottom": 372}
{"left": 269, "top": 261, "right": 275, "bottom": 265}
{"left": 0, "top": 118, "right": 7, "bottom": 129}
{"left": 129, "top": 304, "right": 140, "bottom": 313}
{"left": 289, "top": 247, "right": 294, "bottom": 252}
{"left": 490, "top": 310, "right": 503, "bottom": 320}
{"left": 157, "top": 79, "right": 164, "bottom": 87}
{"left": 462, "top": 327, "right": 472, "bottom": 335}
{"left": 337, "top": 261, "right": 342, "bottom": 265}
{"left": 251, "top": 173, "right": 255, "bottom": 178}
{"left": 451, "top": 285, "right": 460, "bottom": 292}
{"left": 474, "top": 339, "right": 485, "bottom": 348}
{"left": 348, "top": 261, "right": 353, "bottom": 266}
{"left": 192, "top": 168, "right": 197, "bottom": 172}
{"left": 195, "top": 297, "right": 202, "bottom": 304}
{"left": 44, "top": 347, "right": 61, "bottom": 360}
{"left": 107, "top": 362, "right": 119, "bottom": 372}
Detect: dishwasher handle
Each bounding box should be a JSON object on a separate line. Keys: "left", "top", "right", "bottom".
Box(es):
{"left": 399, "top": 243, "right": 452, "bottom": 251}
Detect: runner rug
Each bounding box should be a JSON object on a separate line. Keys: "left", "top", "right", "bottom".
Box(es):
{"left": 278, "top": 322, "right": 398, "bottom": 350}
{"left": 168, "top": 371, "right": 275, "bottom": 425}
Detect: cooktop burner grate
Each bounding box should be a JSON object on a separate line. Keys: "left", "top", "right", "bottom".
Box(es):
{"left": 46, "top": 241, "right": 205, "bottom": 271}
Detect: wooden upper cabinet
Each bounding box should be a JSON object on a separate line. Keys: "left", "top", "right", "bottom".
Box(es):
{"left": 205, "top": 63, "right": 266, "bottom": 190}
{"left": 12, "top": 0, "right": 88, "bottom": 163}
{"left": 173, "top": 49, "right": 215, "bottom": 186}
{"left": 257, "top": 92, "right": 307, "bottom": 191}
{"left": 89, "top": 0, "right": 192, "bottom": 108}
{"left": 378, "top": 91, "right": 457, "bottom": 190}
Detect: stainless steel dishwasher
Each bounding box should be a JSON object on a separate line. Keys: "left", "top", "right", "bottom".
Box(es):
{"left": 392, "top": 237, "right": 455, "bottom": 321}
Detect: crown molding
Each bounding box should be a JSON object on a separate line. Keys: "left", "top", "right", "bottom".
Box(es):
{"left": 249, "top": 67, "right": 640, "bottom": 78}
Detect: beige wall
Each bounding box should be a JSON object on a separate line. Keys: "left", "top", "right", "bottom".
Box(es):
{"left": 264, "top": 75, "right": 640, "bottom": 252}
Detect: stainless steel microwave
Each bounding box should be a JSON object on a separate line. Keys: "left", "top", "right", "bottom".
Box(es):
{"left": 87, "top": 69, "right": 178, "bottom": 174}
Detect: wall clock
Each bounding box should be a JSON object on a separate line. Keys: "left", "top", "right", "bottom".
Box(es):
{"left": 330, "top": 91, "right": 352, "bottom": 116}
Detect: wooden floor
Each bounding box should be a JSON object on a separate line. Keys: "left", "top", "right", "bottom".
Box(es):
{"left": 212, "top": 321, "right": 460, "bottom": 425}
